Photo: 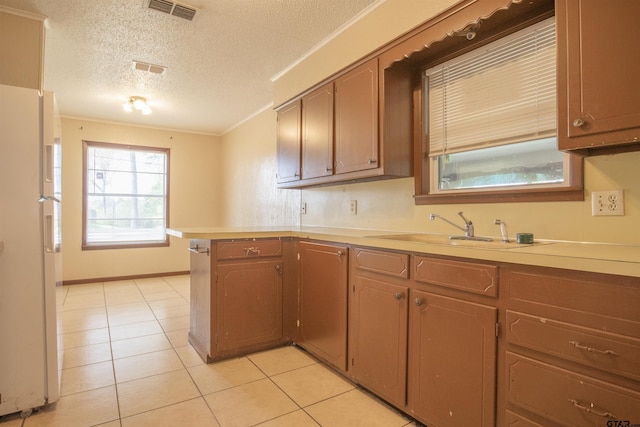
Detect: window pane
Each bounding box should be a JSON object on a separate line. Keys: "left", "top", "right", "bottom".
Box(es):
{"left": 436, "top": 137, "right": 564, "bottom": 190}
{"left": 85, "top": 142, "right": 168, "bottom": 246}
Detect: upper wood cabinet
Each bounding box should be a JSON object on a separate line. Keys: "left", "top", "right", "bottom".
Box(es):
{"left": 275, "top": 57, "right": 413, "bottom": 189}
{"left": 275, "top": 100, "right": 301, "bottom": 184}
{"left": 556, "top": 0, "right": 640, "bottom": 153}
{"left": 334, "top": 59, "right": 379, "bottom": 175}
{"left": 302, "top": 82, "right": 334, "bottom": 179}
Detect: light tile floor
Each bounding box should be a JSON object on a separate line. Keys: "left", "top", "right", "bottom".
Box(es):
{"left": 1, "top": 275, "right": 416, "bottom": 427}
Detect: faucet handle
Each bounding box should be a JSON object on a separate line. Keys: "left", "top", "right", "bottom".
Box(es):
{"left": 458, "top": 212, "right": 472, "bottom": 225}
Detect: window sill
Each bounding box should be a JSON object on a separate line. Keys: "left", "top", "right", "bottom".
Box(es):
{"left": 82, "top": 241, "right": 170, "bottom": 250}
{"left": 414, "top": 186, "right": 584, "bottom": 205}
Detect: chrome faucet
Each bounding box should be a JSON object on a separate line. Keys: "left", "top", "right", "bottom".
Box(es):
{"left": 429, "top": 212, "right": 475, "bottom": 238}
{"left": 494, "top": 219, "right": 509, "bottom": 242}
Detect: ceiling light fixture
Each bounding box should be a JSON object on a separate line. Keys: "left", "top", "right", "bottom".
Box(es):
{"left": 122, "top": 96, "right": 152, "bottom": 115}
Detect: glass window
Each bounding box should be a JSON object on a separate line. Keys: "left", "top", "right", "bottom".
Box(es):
{"left": 82, "top": 141, "right": 169, "bottom": 249}
{"left": 419, "top": 17, "right": 583, "bottom": 202}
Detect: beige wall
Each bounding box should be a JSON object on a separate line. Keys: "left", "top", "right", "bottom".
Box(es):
{"left": 299, "top": 152, "right": 640, "bottom": 244}
{"left": 273, "top": 0, "right": 458, "bottom": 106}
{"left": 219, "top": 109, "right": 300, "bottom": 227}
{"left": 61, "top": 118, "right": 223, "bottom": 282}
{"left": 58, "top": 0, "right": 640, "bottom": 281}
{"left": 0, "top": 7, "right": 45, "bottom": 90}
{"left": 233, "top": 0, "right": 639, "bottom": 245}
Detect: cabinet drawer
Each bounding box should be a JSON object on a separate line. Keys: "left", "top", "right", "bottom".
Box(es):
{"left": 504, "top": 267, "right": 640, "bottom": 337}
{"left": 506, "top": 352, "right": 640, "bottom": 426}
{"left": 216, "top": 240, "right": 282, "bottom": 260}
{"left": 507, "top": 311, "right": 640, "bottom": 381}
{"left": 505, "top": 410, "right": 546, "bottom": 427}
{"left": 414, "top": 256, "right": 497, "bottom": 297}
{"left": 352, "top": 247, "right": 409, "bottom": 279}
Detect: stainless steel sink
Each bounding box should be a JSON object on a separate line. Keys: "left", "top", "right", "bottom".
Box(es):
{"left": 370, "top": 233, "right": 552, "bottom": 249}
{"left": 370, "top": 233, "right": 453, "bottom": 245}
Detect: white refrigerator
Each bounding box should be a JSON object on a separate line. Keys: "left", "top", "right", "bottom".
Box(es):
{"left": 0, "top": 84, "right": 62, "bottom": 417}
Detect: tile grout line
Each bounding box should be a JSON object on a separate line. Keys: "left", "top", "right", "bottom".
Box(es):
{"left": 124, "top": 276, "right": 223, "bottom": 426}
{"left": 102, "top": 281, "right": 124, "bottom": 427}
{"left": 245, "top": 352, "right": 326, "bottom": 426}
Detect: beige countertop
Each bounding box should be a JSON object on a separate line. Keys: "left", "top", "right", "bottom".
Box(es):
{"left": 167, "top": 226, "right": 640, "bottom": 278}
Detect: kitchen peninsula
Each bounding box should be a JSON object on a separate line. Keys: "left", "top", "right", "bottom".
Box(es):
{"left": 167, "top": 226, "right": 640, "bottom": 427}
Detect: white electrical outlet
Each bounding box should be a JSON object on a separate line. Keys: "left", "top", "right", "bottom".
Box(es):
{"left": 350, "top": 200, "right": 358, "bottom": 215}
{"left": 592, "top": 190, "right": 624, "bottom": 216}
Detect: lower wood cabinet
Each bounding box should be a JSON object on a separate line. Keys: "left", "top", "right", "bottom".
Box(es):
{"left": 297, "top": 241, "right": 348, "bottom": 372}
{"left": 348, "top": 248, "right": 498, "bottom": 426}
{"left": 408, "top": 290, "right": 497, "bottom": 427}
{"left": 216, "top": 260, "right": 282, "bottom": 352}
{"left": 504, "top": 265, "right": 640, "bottom": 426}
{"left": 187, "top": 238, "right": 640, "bottom": 427}
{"left": 188, "top": 238, "right": 288, "bottom": 362}
{"left": 349, "top": 247, "right": 409, "bottom": 408}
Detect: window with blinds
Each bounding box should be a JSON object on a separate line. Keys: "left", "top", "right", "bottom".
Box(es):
{"left": 424, "top": 17, "right": 571, "bottom": 193}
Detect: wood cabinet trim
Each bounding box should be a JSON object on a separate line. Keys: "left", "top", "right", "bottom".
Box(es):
{"left": 414, "top": 256, "right": 498, "bottom": 297}
{"left": 506, "top": 310, "right": 640, "bottom": 382}
{"left": 216, "top": 239, "right": 283, "bottom": 260}
{"left": 353, "top": 247, "right": 409, "bottom": 279}
{"left": 506, "top": 352, "right": 640, "bottom": 425}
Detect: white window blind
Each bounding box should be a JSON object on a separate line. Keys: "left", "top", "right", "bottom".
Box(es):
{"left": 426, "top": 17, "right": 556, "bottom": 157}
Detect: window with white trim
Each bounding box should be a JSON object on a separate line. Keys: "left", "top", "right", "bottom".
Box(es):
{"left": 83, "top": 141, "right": 169, "bottom": 249}
{"left": 423, "top": 17, "right": 578, "bottom": 197}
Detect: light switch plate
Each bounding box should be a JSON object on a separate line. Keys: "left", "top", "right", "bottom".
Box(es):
{"left": 350, "top": 200, "right": 357, "bottom": 215}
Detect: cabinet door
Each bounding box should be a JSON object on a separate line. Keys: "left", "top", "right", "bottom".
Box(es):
{"left": 276, "top": 101, "right": 301, "bottom": 183}
{"left": 334, "top": 58, "right": 379, "bottom": 174}
{"left": 408, "top": 290, "right": 497, "bottom": 427}
{"left": 302, "top": 82, "right": 334, "bottom": 179}
{"left": 298, "top": 242, "right": 348, "bottom": 371}
{"left": 216, "top": 260, "right": 283, "bottom": 352}
{"left": 557, "top": 0, "right": 640, "bottom": 150}
{"left": 350, "top": 276, "right": 408, "bottom": 408}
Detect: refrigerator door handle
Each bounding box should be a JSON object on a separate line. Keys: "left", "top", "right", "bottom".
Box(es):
{"left": 39, "top": 195, "right": 60, "bottom": 203}
{"left": 44, "top": 214, "right": 54, "bottom": 253}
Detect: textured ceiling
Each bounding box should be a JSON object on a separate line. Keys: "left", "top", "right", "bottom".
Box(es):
{"left": 1, "top": 0, "right": 380, "bottom": 135}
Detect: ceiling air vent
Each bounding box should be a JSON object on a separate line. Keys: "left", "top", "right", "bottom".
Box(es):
{"left": 133, "top": 61, "right": 167, "bottom": 75}
{"left": 147, "top": 0, "right": 197, "bottom": 21}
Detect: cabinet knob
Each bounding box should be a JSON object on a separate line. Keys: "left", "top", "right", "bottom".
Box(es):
{"left": 275, "top": 264, "right": 282, "bottom": 274}
{"left": 573, "top": 118, "right": 586, "bottom": 128}
{"left": 415, "top": 298, "right": 423, "bottom": 306}
{"left": 368, "top": 158, "right": 377, "bottom": 165}
{"left": 336, "top": 250, "right": 344, "bottom": 257}
{"left": 326, "top": 166, "right": 333, "bottom": 172}
{"left": 394, "top": 292, "right": 403, "bottom": 300}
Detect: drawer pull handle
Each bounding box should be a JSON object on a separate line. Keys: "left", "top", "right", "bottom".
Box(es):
{"left": 568, "top": 399, "right": 616, "bottom": 419}
{"left": 569, "top": 341, "right": 619, "bottom": 356}
{"left": 244, "top": 247, "right": 261, "bottom": 256}
{"left": 188, "top": 245, "right": 210, "bottom": 256}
